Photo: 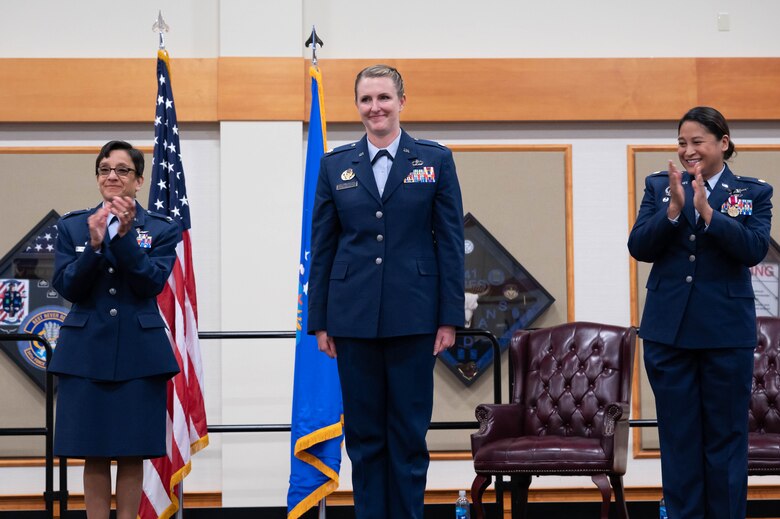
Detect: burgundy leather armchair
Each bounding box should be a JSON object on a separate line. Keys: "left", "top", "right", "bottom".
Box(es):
{"left": 470, "top": 322, "right": 636, "bottom": 519}
{"left": 749, "top": 317, "right": 780, "bottom": 475}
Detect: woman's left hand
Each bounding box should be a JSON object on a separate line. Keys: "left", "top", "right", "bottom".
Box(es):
{"left": 691, "top": 163, "right": 713, "bottom": 225}
{"left": 433, "top": 325, "right": 456, "bottom": 355}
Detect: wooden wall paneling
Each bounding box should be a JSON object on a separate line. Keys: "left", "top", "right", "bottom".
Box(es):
{"left": 697, "top": 58, "right": 780, "bottom": 120}
{"left": 5, "top": 57, "right": 780, "bottom": 123}
{"left": 0, "top": 58, "right": 217, "bottom": 122}
{"left": 217, "top": 57, "right": 304, "bottom": 120}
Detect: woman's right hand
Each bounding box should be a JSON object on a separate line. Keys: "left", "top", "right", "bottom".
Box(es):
{"left": 316, "top": 330, "right": 337, "bottom": 358}
{"left": 667, "top": 160, "right": 685, "bottom": 220}
{"left": 88, "top": 206, "right": 110, "bottom": 251}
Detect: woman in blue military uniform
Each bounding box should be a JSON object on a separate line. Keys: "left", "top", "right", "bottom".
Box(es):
{"left": 50, "top": 141, "right": 180, "bottom": 519}
{"left": 308, "top": 65, "right": 465, "bottom": 518}
{"left": 629, "top": 107, "right": 773, "bottom": 519}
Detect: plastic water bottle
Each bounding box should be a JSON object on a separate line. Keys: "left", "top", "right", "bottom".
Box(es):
{"left": 455, "top": 490, "right": 471, "bottom": 519}
{"left": 659, "top": 497, "right": 667, "bottom": 519}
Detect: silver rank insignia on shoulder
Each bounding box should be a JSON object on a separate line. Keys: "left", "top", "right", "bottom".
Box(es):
{"left": 341, "top": 169, "right": 355, "bottom": 181}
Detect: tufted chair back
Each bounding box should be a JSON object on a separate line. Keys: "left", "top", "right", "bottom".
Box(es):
{"left": 470, "top": 322, "right": 636, "bottom": 519}
{"left": 748, "top": 317, "right": 780, "bottom": 475}
{"left": 511, "top": 322, "right": 633, "bottom": 440}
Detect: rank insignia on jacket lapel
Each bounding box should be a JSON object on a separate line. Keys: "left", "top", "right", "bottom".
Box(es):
{"left": 136, "top": 230, "right": 152, "bottom": 248}
{"left": 341, "top": 169, "right": 355, "bottom": 181}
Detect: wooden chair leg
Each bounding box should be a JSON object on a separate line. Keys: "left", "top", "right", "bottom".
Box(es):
{"left": 609, "top": 474, "right": 629, "bottom": 519}
{"left": 510, "top": 475, "right": 532, "bottom": 519}
{"left": 471, "top": 474, "right": 491, "bottom": 519}
{"left": 591, "top": 473, "right": 612, "bottom": 519}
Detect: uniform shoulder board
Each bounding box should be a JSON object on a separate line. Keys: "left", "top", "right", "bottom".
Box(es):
{"left": 61, "top": 208, "right": 90, "bottom": 219}
{"left": 414, "top": 138, "right": 448, "bottom": 150}
{"left": 734, "top": 175, "right": 771, "bottom": 187}
{"left": 326, "top": 142, "right": 357, "bottom": 155}
{"left": 146, "top": 210, "right": 174, "bottom": 223}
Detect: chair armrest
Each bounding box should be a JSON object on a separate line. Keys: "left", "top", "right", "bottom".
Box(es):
{"left": 470, "top": 403, "right": 524, "bottom": 454}
{"left": 601, "top": 401, "right": 631, "bottom": 473}
{"left": 603, "top": 402, "right": 630, "bottom": 436}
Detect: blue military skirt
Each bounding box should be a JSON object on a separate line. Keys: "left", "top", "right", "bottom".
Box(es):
{"left": 54, "top": 374, "right": 168, "bottom": 459}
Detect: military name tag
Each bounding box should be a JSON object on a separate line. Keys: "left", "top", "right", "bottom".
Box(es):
{"left": 336, "top": 180, "right": 358, "bottom": 190}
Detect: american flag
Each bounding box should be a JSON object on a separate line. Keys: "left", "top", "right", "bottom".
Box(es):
{"left": 139, "top": 49, "right": 208, "bottom": 519}
{"left": 21, "top": 224, "right": 58, "bottom": 254}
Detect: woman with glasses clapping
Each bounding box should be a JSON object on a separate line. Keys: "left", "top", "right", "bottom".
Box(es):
{"left": 49, "top": 140, "right": 181, "bottom": 519}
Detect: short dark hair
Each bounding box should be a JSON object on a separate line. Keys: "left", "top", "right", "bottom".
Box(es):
{"left": 354, "top": 64, "right": 405, "bottom": 101}
{"left": 95, "top": 140, "right": 144, "bottom": 177}
{"left": 678, "top": 106, "right": 735, "bottom": 160}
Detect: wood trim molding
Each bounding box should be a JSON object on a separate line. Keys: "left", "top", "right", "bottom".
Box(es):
{"left": 627, "top": 144, "right": 667, "bottom": 459}
{"left": 3, "top": 486, "right": 778, "bottom": 512}
{"left": 0, "top": 491, "right": 221, "bottom": 511}
{"left": 449, "top": 144, "right": 575, "bottom": 321}
{"left": 327, "top": 485, "right": 780, "bottom": 506}
{"left": 4, "top": 57, "right": 780, "bottom": 123}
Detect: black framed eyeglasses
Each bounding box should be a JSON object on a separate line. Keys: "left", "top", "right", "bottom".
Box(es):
{"left": 97, "top": 166, "right": 136, "bottom": 177}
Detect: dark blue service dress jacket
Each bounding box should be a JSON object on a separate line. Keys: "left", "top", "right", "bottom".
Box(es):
{"left": 49, "top": 202, "right": 181, "bottom": 381}
{"left": 308, "top": 130, "right": 465, "bottom": 338}
{"left": 628, "top": 165, "right": 773, "bottom": 348}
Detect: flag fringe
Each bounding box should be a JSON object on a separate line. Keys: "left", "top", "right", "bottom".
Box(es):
{"left": 138, "top": 459, "right": 193, "bottom": 519}
{"left": 190, "top": 433, "right": 209, "bottom": 456}
{"left": 293, "top": 419, "right": 343, "bottom": 479}
{"left": 287, "top": 478, "right": 339, "bottom": 519}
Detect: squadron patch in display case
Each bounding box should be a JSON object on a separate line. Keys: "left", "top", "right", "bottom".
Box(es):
{"left": 0, "top": 211, "right": 70, "bottom": 390}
